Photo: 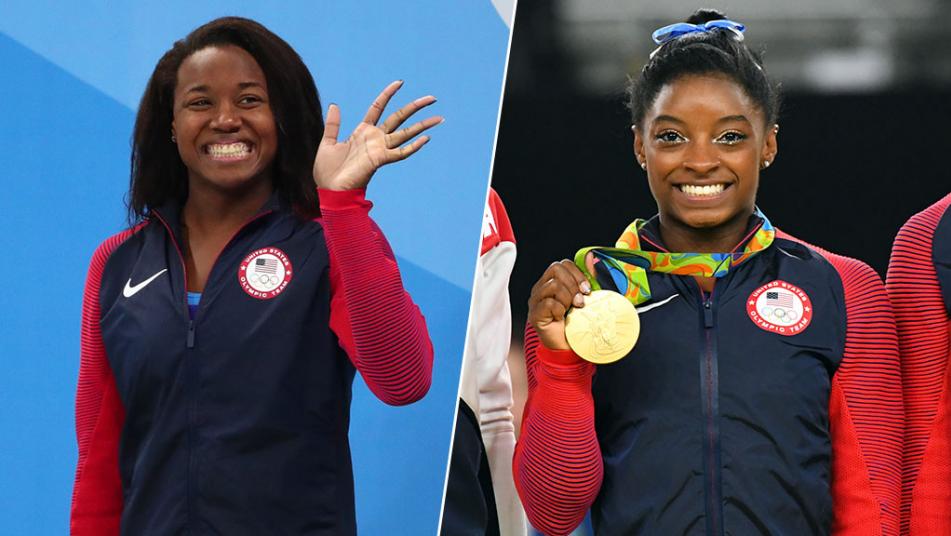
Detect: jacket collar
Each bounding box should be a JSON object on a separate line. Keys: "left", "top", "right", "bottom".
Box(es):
{"left": 148, "top": 189, "right": 287, "bottom": 244}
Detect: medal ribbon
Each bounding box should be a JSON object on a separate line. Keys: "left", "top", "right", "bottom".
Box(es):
{"left": 574, "top": 209, "right": 775, "bottom": 305}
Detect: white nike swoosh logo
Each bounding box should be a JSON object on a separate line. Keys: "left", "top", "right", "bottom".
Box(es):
{"left": 123, "top": 269, "right": 168, "bottom": 298}
{"left": 636, "top": 293, "right": 681, "bottom": 314}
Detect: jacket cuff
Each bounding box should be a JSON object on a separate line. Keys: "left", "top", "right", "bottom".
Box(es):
{"left": 537, "top": 344, "right": 587, "bottom": 367}
{"left": 317, "top": 188, "right": 371, "bottom": 211}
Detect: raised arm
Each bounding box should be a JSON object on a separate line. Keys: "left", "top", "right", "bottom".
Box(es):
{"left": 319, "top": 188, "right": 433, "bottom": 406}
{"left": 312, "top": 81, "right": 442, "bottom": 405}
{"left": 514, "top": 326, "right": 602, "bottom": 536}
{"left": 513, "top": 259, "right": 603, "bottom": 535}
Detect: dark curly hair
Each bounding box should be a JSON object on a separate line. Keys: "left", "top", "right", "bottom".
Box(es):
{"left": 129, "top": 16, "right": 323, "bottom": 223}
{"left": 627, "top": 9, "right": 780, "bottom": 129}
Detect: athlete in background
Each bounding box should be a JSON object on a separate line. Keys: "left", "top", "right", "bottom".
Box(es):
{"left": 71, "top": 17, "right": 438, "bottom": 535}
{"left": 442, "top": 189, "right": 527, "bottom": 535}
{"left": 887, "top": 193, "right": 951, "bottom": 535}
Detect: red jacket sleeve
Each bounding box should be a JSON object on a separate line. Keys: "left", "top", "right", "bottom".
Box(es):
{"left": 317, "top": 188, "right": 434, "bottom": 406}
{"left": 481, "top": 188, "right": 516, "bottom": 255}
{"left": 818, "top": 250, "right": 904, "bottom": 536}
{"left": 512, "top": 325, "right": 602, "bottom": 536}
{"left": 71, "top": 231, "right": 134, "bottom": 535}
{"left": 886, "top": 195, "right": 951, "bottom": 536}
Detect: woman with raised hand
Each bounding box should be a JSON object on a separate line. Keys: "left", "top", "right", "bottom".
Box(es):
{"left": 513, "top": 9, "right": 902, "bottom": 536}
{"left": 70, "top": 17, "right": 438, "bottom": 535}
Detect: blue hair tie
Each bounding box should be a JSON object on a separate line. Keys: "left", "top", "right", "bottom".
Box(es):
{"left": 651, "top": 19, "right": 746, "bottom": 45}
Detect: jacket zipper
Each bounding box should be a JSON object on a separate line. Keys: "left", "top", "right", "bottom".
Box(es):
{"left": 698, "top": 284, "right": 723, "bottom": 536}
{"left": 151, "top": 208, "right": 273, "bottom": 530}
{"left": 642, "top": 220, "right": 759, "bottom": 534}
{"left": 152, "top": 209, "right": 273, "bottom": 345}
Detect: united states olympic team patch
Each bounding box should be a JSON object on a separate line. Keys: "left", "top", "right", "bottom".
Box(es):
{"left": 746, "top": 280, "right": 812, "bottom": 336}
{"left": 238, "top": 247, "right": 293, "bottom": 299}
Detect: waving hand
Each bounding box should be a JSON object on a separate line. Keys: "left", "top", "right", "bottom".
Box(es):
{"left": 313, "top": 80, "right": 443, "bottom": 191}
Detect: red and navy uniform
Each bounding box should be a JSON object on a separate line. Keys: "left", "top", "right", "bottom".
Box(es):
{"left": 70, "top": 189, "right": 433, "bottom": 535}
{"left": 886, "top": 193, "right": 951, "bottom": 535}
{"left": 513, "top": 216, "right": 903, "bottom": 536}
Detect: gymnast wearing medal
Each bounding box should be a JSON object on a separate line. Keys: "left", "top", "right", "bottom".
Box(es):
{"left": 514, "top": 10, "right": 903, "bottom": 536}
{"left": 70, "top": 17, "right": 438, "bottom": 535}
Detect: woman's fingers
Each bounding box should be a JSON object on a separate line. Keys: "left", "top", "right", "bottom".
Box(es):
{"left": 381, "top": 95, "right": 437, "bottom": 133}
{"left": 321, "top": 103, "right": 341, "bottom": 146}
{"left": 361, "top": 80, "right": 404, "bottom": 125}
{"left": 529, "top": 260, "right": 591, "bottom": 318}
{"left": 532, "top": 277, "right": 578, "bottom": 315}
{"left": 529, "top": 260, "right": 591, "bottom": 351}
{"left": 388, "top": 135, "right": 430, "bottom": 162}
{"left": 534, "top": 298, "right": 568, "bottom": 323}
{"left": 548, "top": 260, "right": 592, "bottom": 304}
{"left": 385, "top": 115, "right": 444, "bottom": 149}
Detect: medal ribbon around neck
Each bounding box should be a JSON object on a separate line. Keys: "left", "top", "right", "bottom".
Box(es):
{"left": 574, "top": 209, "right": 775, "bottom": 306}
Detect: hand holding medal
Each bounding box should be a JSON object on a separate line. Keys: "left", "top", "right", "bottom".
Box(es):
{"left": 528, "top": 253, "right": 640, "bottom": 364}
{"left": 564, "top": 250, "right": 640, "bottom": 364}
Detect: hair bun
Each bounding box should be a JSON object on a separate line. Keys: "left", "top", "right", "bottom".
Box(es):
{"left": 685, "top": 8, "right": 728, "bottom": 25}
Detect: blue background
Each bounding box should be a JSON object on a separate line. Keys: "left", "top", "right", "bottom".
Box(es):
{"left": 0, "top": 2, "right": 508, "bottom": 534}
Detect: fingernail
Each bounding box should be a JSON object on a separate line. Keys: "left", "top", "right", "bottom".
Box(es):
{"left": 574, "top": 293, "right": 585, "bottom": 307}
{"left": 580, "top": 281, "right": 591, "bottom": 294}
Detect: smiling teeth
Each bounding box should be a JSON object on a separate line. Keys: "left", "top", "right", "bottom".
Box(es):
{"left": 207, "top": 142, "right": 250, "bottom": 158}
{"left": 680, "top": 184, "right": 725, "bottom": 197}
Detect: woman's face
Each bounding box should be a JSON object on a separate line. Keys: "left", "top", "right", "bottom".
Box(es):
{"left": 172, "top": 45, "right": 278, "bottom": 194}
{"left": 634, "top": 74, "right": 777, "bottom": 233}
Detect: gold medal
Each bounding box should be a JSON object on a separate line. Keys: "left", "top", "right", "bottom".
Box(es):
{"left": 565, "top": 290, "right": 640, "bottom": 364}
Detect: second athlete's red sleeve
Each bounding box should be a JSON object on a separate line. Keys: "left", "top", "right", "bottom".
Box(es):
{"left": 318, "top": 188, "right": 434, "bottom": 406}
{"left": 887, "top": 195, "right": 951, "bottom": 536}
{"left": 71, "top": 232, "right": 134, "bottom": 536}
{"left": 512, "top": 325, "right": 602, "bottom": 536}
{"left": 818, "top": 251, "right": 904, "bottom": 536}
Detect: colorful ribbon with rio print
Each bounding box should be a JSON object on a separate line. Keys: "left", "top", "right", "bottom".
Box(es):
{"left": 575, "top": 209, "right": 775, "bottom": 305}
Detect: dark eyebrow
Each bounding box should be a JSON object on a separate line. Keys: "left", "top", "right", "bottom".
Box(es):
{"left": 652, "top": 114, "right": 753, "bottom": 127}
{"left": 653, "top": 114, "right": 686, "bottom": 126}
{"left": 184, "top": 81, "right": 264, "bottom": 94}
{"left": 718, "top": 114, "right": 752, "bottom": 125}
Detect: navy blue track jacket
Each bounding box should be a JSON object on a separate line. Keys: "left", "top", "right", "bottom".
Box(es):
{"left": 70, "top": 189, "right": 433, "bottom": 535}
{"left": 514, "top": 216, "right": 903, "bottom": 536}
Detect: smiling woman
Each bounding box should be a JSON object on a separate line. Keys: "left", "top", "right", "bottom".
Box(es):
{"left": 172, "top": 46, "right": 278, "bottom": 195}
{"left": 635, "top": 74, "right": 777, "bottom": 261}
{"left": 512, "top": 9, "right": 903, "bottom": 536}
{"left": 71, "top": 17, "right": 440, "bottom": 535}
